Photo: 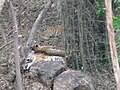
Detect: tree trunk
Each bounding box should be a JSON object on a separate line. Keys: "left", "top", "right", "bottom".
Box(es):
{"left": 105, "top": 0, "right": 120, "bottom": 89}
{"left": 9, "top": 1, "right": 22, "bottom": 90}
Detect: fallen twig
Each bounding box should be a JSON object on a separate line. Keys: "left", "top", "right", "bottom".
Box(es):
{"left": 0, "top": 40, "right": 13, "bottom": 51}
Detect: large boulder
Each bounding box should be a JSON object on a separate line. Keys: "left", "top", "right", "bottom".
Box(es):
{"left": 53, "top": 70, "right": 95, "bottom": 90}
{"left": 28, "top": 60, "right": 66, "bottom": 88}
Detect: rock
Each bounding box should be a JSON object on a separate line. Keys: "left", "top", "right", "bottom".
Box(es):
{"left": 53, "top": 70, "right": 95, "bottom": 90}
{"left": 28, "top": 60, "right": 66, "bottom": 88}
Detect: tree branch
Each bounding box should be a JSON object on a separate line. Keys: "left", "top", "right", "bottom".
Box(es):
{"left": 0, "top": 24, "right": 7, "bottom": 44}
{"left": 9, "top": 1, "right": 22, "bottom": 90}
{"left": 26, "top": 0, "right": 52, "bottom": 48}
{"left": 0, "top": 40, "right": 13, "bottom": 51}
{"left": 19, "top": 0, "right": 53, "bottom": 59}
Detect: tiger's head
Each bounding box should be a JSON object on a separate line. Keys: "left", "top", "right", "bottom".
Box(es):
{"left": 22, "top": 52, "right": 65, "bottom": 72}
{"left": 22, "top": 52, "right": 48, "bottom": 71}
{"left": 30, "top": 44, "right": 53, "bottom": 53}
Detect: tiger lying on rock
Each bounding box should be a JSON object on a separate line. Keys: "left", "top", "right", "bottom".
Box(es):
{"left": 22, "top": 45, "right": 65, "bottom": 71}
{"left": 30, "top": 44, "right": 65, "bottom": 57}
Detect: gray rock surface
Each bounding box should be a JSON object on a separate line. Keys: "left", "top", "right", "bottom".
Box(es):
{"left": 28, "top": 60, "right": 66, "bottom": 88}
{"left": 22, "top": 58, "right": 95, "bottom": 90}
{"left": 53, "top": 70, "right": 95, "bottom": 90}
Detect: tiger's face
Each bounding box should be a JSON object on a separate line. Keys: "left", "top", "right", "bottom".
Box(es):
{"left": 22, "top": 52, "right": 48, "bottom": 71}
{"left": 30, "top": 45, "right": 39, "bottom": 52}
{"left": 30, "top": 44, "right": 53, "bottom": 53}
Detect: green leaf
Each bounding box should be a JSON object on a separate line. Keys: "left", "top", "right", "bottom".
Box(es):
{"left": 113, "top": 16, "right": 120, "bottom": 30}
{"left": 114, "top": 0, "right": 120, "bottom": 3}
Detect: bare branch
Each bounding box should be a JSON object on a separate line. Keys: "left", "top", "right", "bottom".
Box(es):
{"left": 26, "top": 0, "right": 52, "bottom": 48}
{"left": 9, "top": 1, "right": 22, "bottom": 90}
{"left": 105, "top": 0, "right": 120, "bottom": 89}
{"left": 19, "top": 0, "right": 53, "bottom": 59}
{"left": 0, "top": 40, "right": 13, "bottom": 51}
{"left": 0, "top": 24, "right": 7, "bottom": 44}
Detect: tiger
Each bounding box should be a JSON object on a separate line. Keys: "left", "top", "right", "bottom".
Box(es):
{"left": 40, "top": 25, "right": 64, "bottom": 40}
{"left": 30, "top": 44, "right": 53, "bottom": 53}
{"left": 22, "top": 52, "right": 65, "bottom": 71}
{"left": 30, "top": 44, "right": 65, "bottom": 57}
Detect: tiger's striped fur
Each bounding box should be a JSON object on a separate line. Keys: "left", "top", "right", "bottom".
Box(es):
{"left": 40, "top": 25, "right": 64, "bottom": 39}
{"left": 22, "top": 52, "right": 65, "bottom": 71}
